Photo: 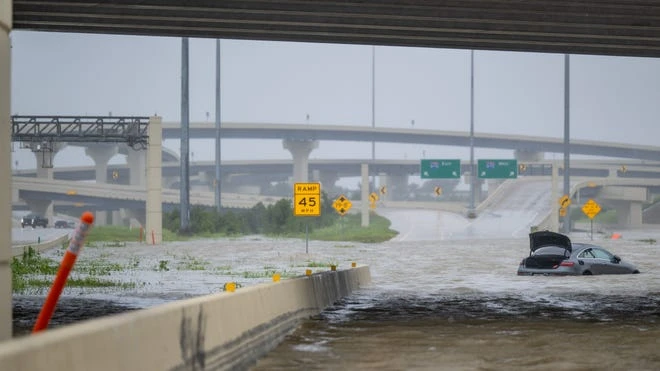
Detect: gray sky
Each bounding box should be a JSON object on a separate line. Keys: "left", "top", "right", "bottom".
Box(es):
{"left": 9, "top": 31, "right": 660, "bottom": 174}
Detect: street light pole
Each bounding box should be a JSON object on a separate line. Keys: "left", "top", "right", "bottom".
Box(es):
{"left": 468, "top": 50, "right": 476, "bottom": 218}
{"left": 371, "top": 45, "right": 376, "bottom": 191}
{"left": 562, "top": 54, "right": 571, "bottom": 233}
{"left": 214, "top": 39, "right": 222, "bottom": 213}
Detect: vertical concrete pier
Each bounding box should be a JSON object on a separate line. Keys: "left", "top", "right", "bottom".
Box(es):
{"left": 361, "top": 163, "right": 369, "bottom": 227}
{"left": 0, "top": 0, "right": 12, "bottom": 341}
{"left": 85, "top": 144, "right": 118, "bottom": 225}
{"left": 283, "top": 139, "right": 318, "bottom": 183}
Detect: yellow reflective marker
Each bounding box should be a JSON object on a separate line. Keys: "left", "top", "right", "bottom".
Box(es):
{"left": 351, "top": 262, "right": 357, "bottom": 268}
{"left": 330, "top": 265, "right": 337, "bottom": 271}
{"left": 272, "top": 273, "right": 281, "bottom": 282}
{"left": 225, "top": 282, "right": 236, "bottom": 292}
{"left": 305, "top": 269, "right": 312, "bottom": 276}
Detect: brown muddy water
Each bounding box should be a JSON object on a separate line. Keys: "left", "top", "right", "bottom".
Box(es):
{"left": 12, "top": 228, "right": 660, "bottom": 370}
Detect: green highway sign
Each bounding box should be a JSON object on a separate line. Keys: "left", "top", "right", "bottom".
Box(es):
{"left": 420, "top": 159, "right": 461, "bottom": 179}
{"left": 478, "top": 159, "right": 518, "bottom": 179}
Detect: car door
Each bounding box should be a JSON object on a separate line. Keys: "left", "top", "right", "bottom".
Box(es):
{"left": 591, "top": 248, "right": 629, "bottom": 274}
{"left": 577, "top": 248, "right": 601, "bottom": 274}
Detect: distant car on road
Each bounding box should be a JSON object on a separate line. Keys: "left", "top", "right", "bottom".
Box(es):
{"left": 517, "top": 230, "right": 640, "bottom": 276}
{"left": 21, "top": 214, "right": 48, "bottom": 228}
{"left": 54, "top": 220, "right": 76, "bottom": 229}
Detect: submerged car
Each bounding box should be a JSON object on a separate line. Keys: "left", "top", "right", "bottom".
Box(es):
{"left": 517, "top": 231, "right": 640, "bottom": 276}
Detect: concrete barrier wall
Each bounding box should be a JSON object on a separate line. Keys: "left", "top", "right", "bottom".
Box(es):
{"left": 0, "top": 266, "right": 371, "bottom": 370}
{"left": 12, "top": 234, "right": 69, "bottom": 257}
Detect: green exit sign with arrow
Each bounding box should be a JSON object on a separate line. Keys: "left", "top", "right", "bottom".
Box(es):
{"left": 478, "top": 159, "right": 518, "bottom": 179}
{"left": 420, "top": 159, "right": 461, "bottom": 179}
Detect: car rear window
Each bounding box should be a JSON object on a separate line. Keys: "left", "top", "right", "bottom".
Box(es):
{"left": 533, "top": 246, "right": 569, "bottom": 256}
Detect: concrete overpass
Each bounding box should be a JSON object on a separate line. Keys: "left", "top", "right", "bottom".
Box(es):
{"left": 159, "top": 122, "right": 660, "bottom": 162}
{"left": 17, "top": 158, "right": 660, "bottom": 183}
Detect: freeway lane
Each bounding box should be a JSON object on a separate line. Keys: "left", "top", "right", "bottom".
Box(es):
{"left": 379, "top": 179, "right": 553, "bottom": 241}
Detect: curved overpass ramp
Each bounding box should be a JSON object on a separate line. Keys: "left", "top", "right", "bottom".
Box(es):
{"left": 12, "top": 177, "right": 278, "bottom": 210}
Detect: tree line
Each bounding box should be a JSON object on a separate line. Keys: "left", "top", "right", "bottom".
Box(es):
{"left": 163, "top": 192, "right": 338, "bottom": 235}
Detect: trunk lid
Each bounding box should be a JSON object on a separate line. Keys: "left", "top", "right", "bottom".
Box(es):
{"left": 529, "top": 230, "right": 572, "bottom": 254}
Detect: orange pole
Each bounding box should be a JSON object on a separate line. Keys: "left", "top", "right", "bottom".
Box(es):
{"left": 33, "top": 211, "right": 95, "bottom": 333}
{"left": 151, "top": 230, "right": 155, "bottom": 245}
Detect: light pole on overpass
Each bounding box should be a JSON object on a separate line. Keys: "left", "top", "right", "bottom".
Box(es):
{"left": 562, "top": 54, "right": 571, "bottom": 234}
{"left": 468, "top": 50, "right": 477, "bottom": 218}
{"left": 215, "top": 39, "right": 222, "bottom": 213}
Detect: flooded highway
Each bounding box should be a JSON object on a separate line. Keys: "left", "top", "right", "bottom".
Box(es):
{"left": 11, "top": 179, "right": 660, "bottom": 369}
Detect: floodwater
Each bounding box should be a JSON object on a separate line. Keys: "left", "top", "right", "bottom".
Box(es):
{"left": 11, "top": 179, "right": 660, "bottom": 370}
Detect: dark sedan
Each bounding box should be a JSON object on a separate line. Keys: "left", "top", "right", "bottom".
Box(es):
{"left": 517, "top": 231, "right": 640, "bottom": 276}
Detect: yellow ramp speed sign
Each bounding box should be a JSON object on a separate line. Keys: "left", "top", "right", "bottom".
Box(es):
{"left": 294, "top": 182, "right": 321, "bottom": 216}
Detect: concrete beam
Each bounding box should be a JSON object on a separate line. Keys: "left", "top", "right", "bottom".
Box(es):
{"left": 598, "top": 186, "right": 650, "bottom": 203}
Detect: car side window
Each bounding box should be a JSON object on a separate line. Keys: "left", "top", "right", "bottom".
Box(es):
{"left": 578, "top": 249, "right": 596, "bottom": 259}
{"left": 591, "top": 248, "right": 612, "bottom": 260}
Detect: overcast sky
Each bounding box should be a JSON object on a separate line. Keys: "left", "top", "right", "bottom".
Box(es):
{"left": 9, "top": 31, "right": 660, "bottom": 173}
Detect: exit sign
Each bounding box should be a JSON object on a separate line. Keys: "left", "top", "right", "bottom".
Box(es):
{"left": 420, "top": 159, "right": 461, "bottom": 179}
{"left": 478, "top": 159, "right": 518, "bottom": 179}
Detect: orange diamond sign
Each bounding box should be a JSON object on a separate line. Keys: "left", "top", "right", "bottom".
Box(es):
{"left": 581, "top": 199, "right": 601, "bottom": 219}
{"left": 332, "top": 194, "right": 352, "bottom": 216}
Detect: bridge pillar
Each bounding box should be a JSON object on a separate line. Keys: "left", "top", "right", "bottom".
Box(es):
{"left": 318, "top": 170, "right": 339, "bottom": 195}
{"left": 1, "top": 0, "right": 12, "bottom": 341}
{"left": 85, "top": 144, "right": 118, "bottom": 225}
{"left": 378, "top": 173, "right": 408, "bottom": 201}
{"left": 608, "top": 200, "right": 644, "bottom": 227}
{"left": 127, "top": 147, "right": 146, "bottom": 187}
{"left": 23, "top": 142, "right": 66, "bottom": 223}
{"left": 283, "top": 139, "right": 318, "bottom": 183}
{"left": 145, "top": 116, "right": 163, "bottom": 244}
{"left": 124, "top": 146, "right": 147, "bottom": 226}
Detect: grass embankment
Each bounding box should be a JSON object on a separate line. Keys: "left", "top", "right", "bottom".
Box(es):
{"left": 12, "top": 247, "right": 135, "bottom": 294}
{"left": 85, "top": 212, "right": 398, "bottom": 244}
{"left": 303, "top": 213, "right": 398, "bottom": 243}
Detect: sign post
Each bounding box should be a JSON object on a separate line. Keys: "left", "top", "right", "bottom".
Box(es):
{"left": 293, "top": 182, "right": 321, "bottom": 253}
{"left": 477, "top": 159, "right": 518, "bottom": 179}
{"left": 581, "top": 199, "right": 602, "bottom": 240}
{"left": 420, "top": 159, "right": 461, "bottom": 179}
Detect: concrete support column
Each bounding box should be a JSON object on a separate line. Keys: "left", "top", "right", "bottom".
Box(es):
{"left": 28, "top": 143, "right": 64, "bottom": 222}
{"left": 610, "top": 200, "right": 644, "bottom": 228}
{"left": 283, "top": 139, "right": 318, "bottom": 184}
{"left": 85, "top": 144, "right": 118, "bottom": 225}
{"left": 0, "top": 0, "right": 12, "bottom": 341}
{"left": 361, "top": 164, "right": 369, "bottom": 227}
{"left": 319, "top": 171, "right": 339, "bottom": 195}
{"left": 146, "top": 116, "right": 163, "bottom": 245}
{"left": 127, "top": 147, "right": 146, "bottom": 187}
{"left": 126, "top": 147, "right": 147, "bottom": 226}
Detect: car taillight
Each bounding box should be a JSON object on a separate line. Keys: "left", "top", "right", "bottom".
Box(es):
{"left": 559, "top": 261, "right": 575, "bottom": 267}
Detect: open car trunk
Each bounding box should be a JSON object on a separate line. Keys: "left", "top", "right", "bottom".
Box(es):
{"left": 529, "top": 230, "right": 572, "bottom": 253}
{"left": 522, "top": 255, "right": 567, "bottom": 269}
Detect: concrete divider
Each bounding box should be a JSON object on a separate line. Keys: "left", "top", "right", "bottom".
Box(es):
{"left": 12, "top": 234, "right": 69, "bottom": 257}
{"left": 0, "top": 266, "right": 371, "bottom": 370}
